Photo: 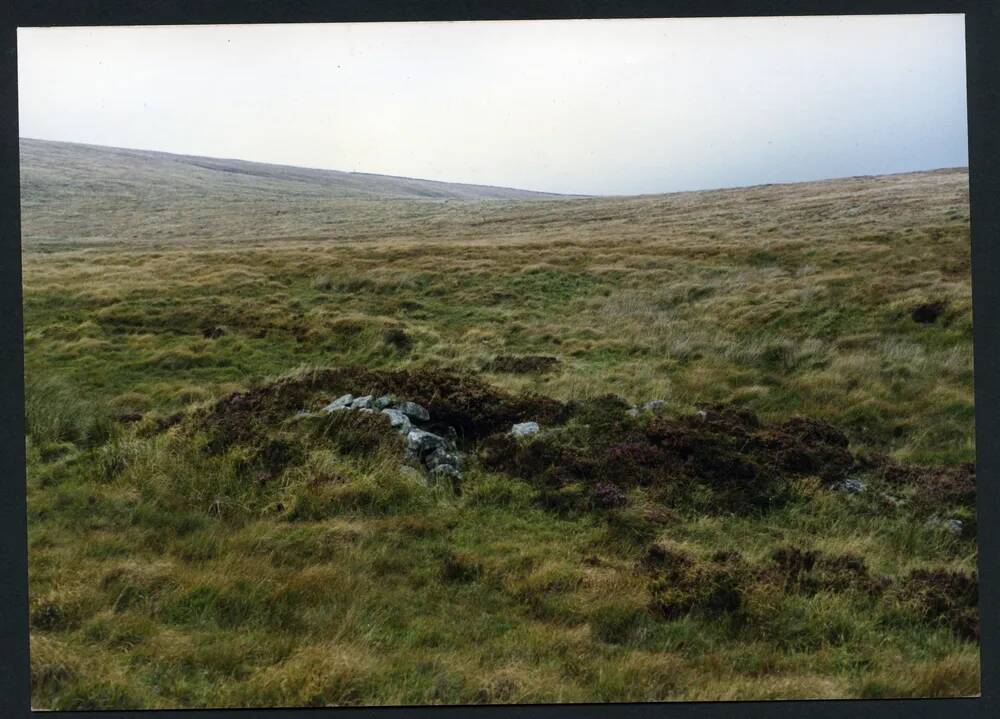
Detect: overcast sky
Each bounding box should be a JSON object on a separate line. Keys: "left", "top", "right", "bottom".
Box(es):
{"left": 17, "top": 15, "right": 967, "bottom": 196}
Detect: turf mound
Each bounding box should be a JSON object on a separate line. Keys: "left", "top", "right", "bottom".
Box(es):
{"left": 196, "top": 366, "right": 569, "bottom": 451}
{"left": 187, "top": 368, "right": 974, "bottom": 521}
{"left": 479, "top": 404, "right": 858, "bottom": 513}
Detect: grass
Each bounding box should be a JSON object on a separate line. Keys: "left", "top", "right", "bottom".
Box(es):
{"left": 21, "top": 143, "right": 977, "bottom": 708}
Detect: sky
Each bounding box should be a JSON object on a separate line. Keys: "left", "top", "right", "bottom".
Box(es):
{"left": 17, "top": 15, "right": 968, "bottom": 196}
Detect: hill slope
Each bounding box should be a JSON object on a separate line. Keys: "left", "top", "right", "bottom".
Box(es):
{"left": 20, "top": 138, "right": 566, "bottom": 201}
{"left": 19, "top": 138, "right": 572, "bottom": 244}
{"left": 19, "top": 138, "right": 968, "bottom": 248}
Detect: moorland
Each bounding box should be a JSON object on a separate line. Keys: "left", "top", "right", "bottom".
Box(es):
{"left": 21, "top": 138, "right": 978, "bottom": 708}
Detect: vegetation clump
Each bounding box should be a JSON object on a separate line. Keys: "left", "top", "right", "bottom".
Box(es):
{"left": 484, "top": 354, "right": 561, "bottom": 374}
{"left": 911, "top": 301, "right": 947, "bottom": 324}
{"left": 871, "top": 459, "right": 976, "bottom": 514}
{"left": 480, "top": 403, "right": 860, "bottom": 515}
{"left": 645, "top": 543, "right": 750, "bottom": 619}
{"left": 196, "top": 366, "right": 568, "bottom": 451}
{"left": 765, "top": 546, "right": 888, "bottom": 596}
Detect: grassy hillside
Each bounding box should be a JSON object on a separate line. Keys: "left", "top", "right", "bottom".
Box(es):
{"left": 21, "top": 142, "right": 977, "bottom": 708}
{"left": 19, "top": 138, "right": 567, "bottom": 245}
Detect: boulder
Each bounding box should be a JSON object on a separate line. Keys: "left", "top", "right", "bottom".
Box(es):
{"left": 510, "top": 421, "right": 540, "bottom": 437}
{"left": 374, "top": 394, "right": 395, "bottom": 410}
{"left": 406, "top": 428, "right": 447, "bottom": 456}
{"left": 351, "top": 395, "right": 374, "bottom": 409}
{"left": 838, "top": 478, "right": 866, "bottom": 494}
{"left": 426, "top": 446, "right": 460, "bottom": 471}
{"left": 643, "top": 400, "right": 668, "bottom": 412}
{"left": 322, "top": 394, "right": 354, "bottom": 413}
{"left": 381, "top": 408, "right": 412, "bottom": 435}
{"left": 396, "top": 401, "right": 431, "bottom": 422}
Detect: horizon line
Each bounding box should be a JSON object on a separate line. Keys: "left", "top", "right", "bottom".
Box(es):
{"left": 19, "top": 135, "right": 970, "bottom": 200}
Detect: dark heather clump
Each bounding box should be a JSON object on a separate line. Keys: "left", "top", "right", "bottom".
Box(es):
{"left": 382, "top": 327, "right": 413, "bottom": 352}
{"left": 765, "top": 546, "right": 888, "bottom": 596}
{"left": 567, "top": 394, "right": 635, "bottom": 430}
{"left": 593, "top": 482, "right": 628, "bottom": 508}
{"left": 911, "top": 301, "right": 947, "bottom": 324}
{"left": 189, "top": 369, "right": 974, "bottom": 524}
{"left": 484, "top": 354, "right": 560, "bottom": 374}
{"left": 870, "top": 458, "right": 976, "bottom": 513}
{"left": 896, "top": 569, "right": 979, "bottom": 641}
{"left": 642, "top": 542, "right": 695, "bottom": 573}
{"left": 645, "top": 544, "right": 750, "bottom": 620}
{"left": 480, "top": 403, "right": 858, "bottom": 514}
{"left": 640, "top": 542, "right": 976, "bottom": 638}
{"left": 201, "top": 325, "right": 227, "bottom": 339}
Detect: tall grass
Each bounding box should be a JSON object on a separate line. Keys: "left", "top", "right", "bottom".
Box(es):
{"left": 24, "top": 374, "right": 112, "bottom": 448}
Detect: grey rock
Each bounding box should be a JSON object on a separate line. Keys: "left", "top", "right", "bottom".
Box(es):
{"left": 381, "top": 408, "right": 412, "bottom": 434}
{"left": 406, "top": 428, "right": 447, "bottom": 456}
{"left": 357, "top": 407, "right": 375, "bottom": 414}
{"left": 426, "top": 446, "right": 460, "bottom": 471}
{"left": 695, "top": 410, "right": 708, "bottom": 421}
{"left": 351, "top": 394, "right": 374, "bottom": 409}
{"left": 374, "top": 394, "right": 395, "bottom": 410}
{"left": 322, "top": 394, "right": 354, "bottom": 413}
{"left": 510, "top": 421, "right": 540, "bottom": 437}
{"left": 643, "top": 400, "right": 668, "bottom": 412}
{"left": 396, "top": 401, "right": 431, "bottom": 422}
{"left": 626, "top": 407, "right": 639, "bottom": 417}
{"left": 839, "top": 478, "right": 866, "bottom": 494}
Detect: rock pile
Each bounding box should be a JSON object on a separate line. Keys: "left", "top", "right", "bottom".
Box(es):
{"left": 305, "top": 393, "right": 463, "bottom": 487}
{"left": 300, "top": 392, "right": 551, "bottom": 488}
